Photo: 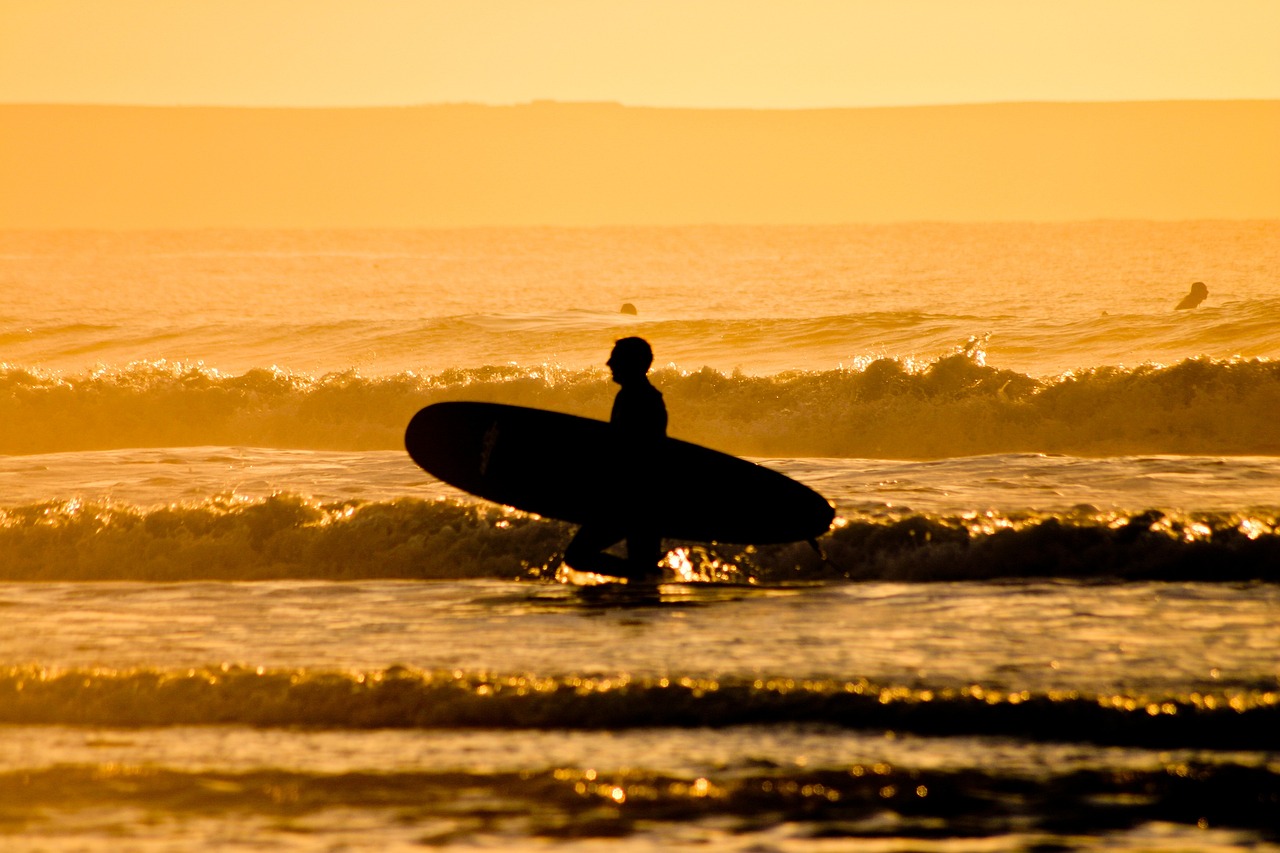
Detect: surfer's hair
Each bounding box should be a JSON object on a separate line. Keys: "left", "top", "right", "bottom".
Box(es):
{"left": 612, "top": 336, "right": 654, "bottom": 371}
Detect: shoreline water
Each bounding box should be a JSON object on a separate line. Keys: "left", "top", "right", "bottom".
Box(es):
{"left": 1, "top": 577, "right": 1277, "bottom": 850}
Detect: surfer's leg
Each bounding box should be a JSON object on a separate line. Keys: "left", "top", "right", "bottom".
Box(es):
{"left": 564, "top": 524, "right": 632, "bottom": 578}
{"left": 622, "top": 531, "right": 664, "bottom": 581}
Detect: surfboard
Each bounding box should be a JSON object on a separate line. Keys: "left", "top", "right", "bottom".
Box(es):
{"left": 405, "top": 402, "right": 834, "bottom": 544}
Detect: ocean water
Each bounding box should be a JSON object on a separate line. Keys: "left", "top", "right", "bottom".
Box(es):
{"left": 1, "top": 222, "right": 1278, "bottom": 851}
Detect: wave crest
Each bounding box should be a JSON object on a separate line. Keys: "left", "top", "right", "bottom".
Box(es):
{"left": 2, "top": 665, "right": 1277, "bottom": 749}
{"left": 2, "top": 355, "right": 1278, "bottom": 457}
{"left": 1, "top": 495, "right": 1275, "bottom": 583}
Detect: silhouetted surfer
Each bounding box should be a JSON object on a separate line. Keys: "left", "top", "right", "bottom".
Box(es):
{"left": 1176, "top": 281, "right": 1208, "bottom": 310}
{"left": 563, "top": 337, "right": 668, "bottom": 581}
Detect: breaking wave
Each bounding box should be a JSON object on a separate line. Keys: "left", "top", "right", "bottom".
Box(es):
{"left": 1, "top": 494, "right": 1276, "bottom": 583}
{"left": 1, "top": 354, "right": 1279, "bottom": 458}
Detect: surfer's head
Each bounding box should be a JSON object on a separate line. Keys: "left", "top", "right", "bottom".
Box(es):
{"left": 608, "top": 337, "right": 654, "bottom": 384}
{"left": 1176, "top": 281, "right": 1209, "bottom": 310}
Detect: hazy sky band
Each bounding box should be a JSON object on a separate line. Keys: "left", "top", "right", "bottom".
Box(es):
{"left": 2, "top": 0, "right": 1278, "bottom": 108}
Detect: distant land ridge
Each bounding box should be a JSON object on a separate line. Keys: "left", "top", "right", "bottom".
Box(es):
{"left": 2, "top": 101, "right": 1277, "bottom": 226}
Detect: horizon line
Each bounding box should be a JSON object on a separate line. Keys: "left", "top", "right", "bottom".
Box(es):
{"left": 3, "top": 97, "right": 1278, "bottom": 112}
{"left": 5, "top": 218, "right": 1278, "bottom": 234}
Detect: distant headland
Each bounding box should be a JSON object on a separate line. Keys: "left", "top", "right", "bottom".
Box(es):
{"left": 2, "top": 100, "right": 1277, "bottom": 227}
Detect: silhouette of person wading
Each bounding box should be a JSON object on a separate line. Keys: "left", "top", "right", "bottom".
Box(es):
{"left": 563, "top": 337, "right": 667, "bottom": 582}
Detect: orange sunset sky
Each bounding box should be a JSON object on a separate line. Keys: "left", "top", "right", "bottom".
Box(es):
{"left": 3, "top": 0, "right": 1277, "bottom": 108}
{"left": 2, "top": 1, "right": 1278, "bottom": 226}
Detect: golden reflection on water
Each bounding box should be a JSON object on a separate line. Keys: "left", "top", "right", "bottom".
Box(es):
{"left": 4, "top": 664, "right": 1278, "bottom": 727}
{"left": 664, "top": 546, "right": 746, "bottom": 583}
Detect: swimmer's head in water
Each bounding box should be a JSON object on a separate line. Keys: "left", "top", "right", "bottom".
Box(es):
{"left": 608, "top": 337, "right": 654, "bottom": 382}
{"left": 1176, "top": 281, "right": 1209, "bottom": 310}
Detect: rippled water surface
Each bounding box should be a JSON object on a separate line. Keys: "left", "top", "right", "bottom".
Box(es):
{"left": 2, "top": 580, "right": 1276, "bottom": 691}
{"left": 2, "top": 579, "right": 1278, "bottom": 851}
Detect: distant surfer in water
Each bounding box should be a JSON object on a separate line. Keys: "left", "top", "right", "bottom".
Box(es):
{"left": 1176, "top": 281, "right": 1208, "bottom": 310}
{"left": 563, "top": 336, "right": 668, "bottom": 581}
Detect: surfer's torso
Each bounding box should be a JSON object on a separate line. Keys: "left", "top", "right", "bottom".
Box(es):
{"left": 610, "top": 380, "right": 667, "bottom": 443}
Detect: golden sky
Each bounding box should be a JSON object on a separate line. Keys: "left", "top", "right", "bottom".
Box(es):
{"left": 2, "top": 0, "right": 1278, "bottom": 108}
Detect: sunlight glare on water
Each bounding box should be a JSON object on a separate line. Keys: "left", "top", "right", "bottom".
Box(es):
{"left": 1, "top": 580, "right": 1275, "bottom": 696}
